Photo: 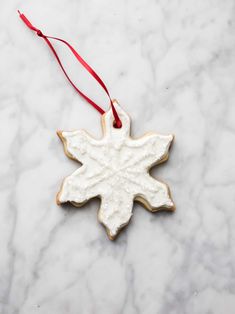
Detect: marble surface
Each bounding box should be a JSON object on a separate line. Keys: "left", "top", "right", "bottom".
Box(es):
{"left": 1, "top": 0, "right": 235, "bottom": 313}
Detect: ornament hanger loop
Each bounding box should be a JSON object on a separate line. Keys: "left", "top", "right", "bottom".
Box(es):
{"left": 18, "top": 10, "right": 122, "bottom": 128}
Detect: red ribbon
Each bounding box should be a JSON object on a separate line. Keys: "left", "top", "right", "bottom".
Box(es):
{"left": 18, "top": 11, "right": 122, "bottom": 128}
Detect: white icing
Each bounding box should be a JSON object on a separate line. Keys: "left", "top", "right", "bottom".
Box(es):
{"left": 57, "top": 101, "right": 174, "bottom": 239}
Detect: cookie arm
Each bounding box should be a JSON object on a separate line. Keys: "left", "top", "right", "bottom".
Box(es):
{"left": 128, "top": 133, "right": 174, "bottom": 170}
{"left": 57, "top": 165, "right": 101, "bottom": 205}
{"left": 134, "top": 173, "right": 175, "bottom": 212}
{"left": 98, "top": 192, "right": 134, "bottom": 240}
{"left": 57, "top": 129, "right": 98, "bottom": 163}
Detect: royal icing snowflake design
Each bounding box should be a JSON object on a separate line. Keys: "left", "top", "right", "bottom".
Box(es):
{"left": 57, "top": 101, "right": 175, "bottom": 239}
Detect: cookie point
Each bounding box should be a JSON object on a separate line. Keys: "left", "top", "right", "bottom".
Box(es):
{"left": 56, "top": 195, "right": 62, "bottom": 205}
{"left": 167, "top": 200, "right": 176, "bottom": 211}
{"left": 106, "top": 228, "right": 118, "bottom": 241}
{"left": 108, "top": 233, "right": 117, "bottom": 241}
{"left": 112, "top": 99, "right": 119, "bottom": 105}
{"left": 56, "top": 130, "right": 62, "bottom": 137}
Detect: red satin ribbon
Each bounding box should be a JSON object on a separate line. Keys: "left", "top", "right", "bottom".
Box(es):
{"left": 18, "top": 11, "right": 122, "bottom": 128}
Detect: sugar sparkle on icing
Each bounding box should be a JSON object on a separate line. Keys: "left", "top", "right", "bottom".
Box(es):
{"left": 57, "top": 102, "right": 174, "bottom": 239}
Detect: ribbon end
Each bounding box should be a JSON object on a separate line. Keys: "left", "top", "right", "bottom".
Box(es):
{"left": 17, "top": 10, "right": 21, "bottom": 16}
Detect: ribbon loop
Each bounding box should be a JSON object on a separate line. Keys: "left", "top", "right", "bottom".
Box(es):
{"left": 18, "top": 11, "right": 122, "bottom": 128}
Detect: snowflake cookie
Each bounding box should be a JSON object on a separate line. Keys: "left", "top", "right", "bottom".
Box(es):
{"left": 57, "top": 101, "right": 175, "bottom": 239}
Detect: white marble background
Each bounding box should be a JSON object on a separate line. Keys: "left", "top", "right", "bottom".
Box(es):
{"left": 0, "top": 0, "right": 235, "bottom": 313}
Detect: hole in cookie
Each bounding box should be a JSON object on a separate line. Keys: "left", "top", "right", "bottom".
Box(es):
{"left": 113, "top": 120, "right": 122, "bottom": 129}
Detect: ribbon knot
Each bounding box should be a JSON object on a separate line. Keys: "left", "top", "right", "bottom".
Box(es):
{"left": 36, "top": 30, "right": 43, "bottom": 37}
